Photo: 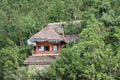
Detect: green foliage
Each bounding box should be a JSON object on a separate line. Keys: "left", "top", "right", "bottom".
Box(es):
{"left": 36, "top": 22, "right": 120, "bottom": 80}
{"left": 0, "top": 47, "right": 19, "bottom": 80}
{"left": 0, "top": 46, "right": 30, "bottom": 80}
{"left": 0, "top": 0, "right": 120, "bottom": 80}
{"left": 4, "top": 66, "right": 30, "bottom": 80}
{"left": 62, "top": 23, "right": 81, "bottom": 35}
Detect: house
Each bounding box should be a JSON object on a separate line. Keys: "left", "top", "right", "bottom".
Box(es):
{"left": 24, "top": 22, "right": 79, "bottom": 71}
{"left": 24, "top": 26, "right": 67, "bottom": 71}
{"left": 29, "top": 26, "right": 67, "bottom": 55}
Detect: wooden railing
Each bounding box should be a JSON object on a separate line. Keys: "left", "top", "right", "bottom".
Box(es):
{"left": 32, "top": 50, "right": 60, "bottom": 56}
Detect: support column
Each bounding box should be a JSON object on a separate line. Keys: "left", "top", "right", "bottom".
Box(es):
{"left": 50, "top": 44, "right": 53, "bottom": 51}
{"left": 58, "top": 44, "right": 61, "bottom": 51}
{"left": 36, "top": 44, "right": 38, "bottom": 54}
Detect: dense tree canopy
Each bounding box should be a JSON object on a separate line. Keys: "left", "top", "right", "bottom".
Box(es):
{"left": 0, "top": 0, "right": 120, "bottom": 80}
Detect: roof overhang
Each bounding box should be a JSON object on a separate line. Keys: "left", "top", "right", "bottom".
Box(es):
{"left": 29, "top": 37, "right": 67, "bottom": 43}
{"left": 24, "top": 55, "right": 58, "bottom": 65}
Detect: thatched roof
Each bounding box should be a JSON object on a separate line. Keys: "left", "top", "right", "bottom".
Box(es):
{"left": 24, "top": 55, "right": 58, "bottom": 65}
{"left": 29, "top": 26, "right": 66, "bottom": 43}
{"left": 65, "top": 35, "right": 78, "bottom": 42}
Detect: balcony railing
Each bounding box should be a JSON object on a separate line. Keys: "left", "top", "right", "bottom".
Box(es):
{"left": 32, "top": 50, "right": 60, "bottom": 56}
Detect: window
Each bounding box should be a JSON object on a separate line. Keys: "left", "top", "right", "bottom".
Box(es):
{"left": 53, "top": 45, "right": 58, "bottom": 51}
{"left": 38, "top": 46, "right": 44, "bottom": 51}
{"left": 44, "top": 46, "right": 49, "bottom": 51}
{"left": 38, "top": 46, "right": 49, "bottom": 51}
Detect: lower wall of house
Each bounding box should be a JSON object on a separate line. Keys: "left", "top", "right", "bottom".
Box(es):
{"left": 28, "top": 64, "right": 50, "bottom": 73}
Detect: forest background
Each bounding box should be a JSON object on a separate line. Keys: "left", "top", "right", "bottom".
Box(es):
{"left": 0, "top": 0, "right": 120, "bottom": 80}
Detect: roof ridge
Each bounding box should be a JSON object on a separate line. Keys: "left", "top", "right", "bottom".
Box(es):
{"left": 61, "top": 35, "right": 67, "bottom": 42}
{"left": 48, "top": 26, "right": 63, "bottom": 40}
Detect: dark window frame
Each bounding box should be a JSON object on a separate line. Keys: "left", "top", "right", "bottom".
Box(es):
{"left": 38, "top": 46, "right": 50, "bottom": 51}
